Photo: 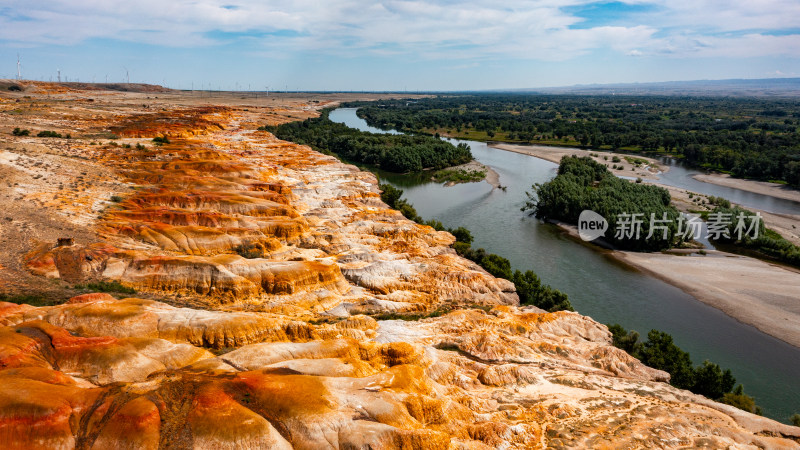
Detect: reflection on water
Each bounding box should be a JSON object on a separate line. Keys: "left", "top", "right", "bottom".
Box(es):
{"left": 330, "top": 107, "right": 800, "bottom": 422}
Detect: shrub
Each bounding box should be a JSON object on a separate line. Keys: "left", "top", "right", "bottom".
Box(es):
{"left": 639, "top": 330, "right": 696, "bottom": 390}
{"left": 152, "top": 136, "right": 170, "bottom": 145}
{"left": 449, "top": 226, "right": 473, "bottom": 244}
{"left": 37, "top": 130, "right": 62, "bottom": 138}
{"left": 512, "top": 270, "right": 573, "bottom": 312}
{"left": 721, "top": 385, "right": 761, "bottom": 415}
{"left": 424, "top": 219, "right": 445, "bottom": 231}
{"left": 234, "top": 241, "right": 270, "bottom": 259}
{"left": 12, "top": 127, "right": 29, "bottom": 136}
{"left": 0, "top": 293, "right": 56, "bottom": 307}
{"left": 608, "top": 323, "right": 641, "bottom": 355}
{"left": 75, "top": 280, "right": 136, "bottom": 294}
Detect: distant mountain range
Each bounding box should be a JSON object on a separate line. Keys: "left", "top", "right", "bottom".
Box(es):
{"left": 502, "top": 78, "right": 800, "bottom": 97}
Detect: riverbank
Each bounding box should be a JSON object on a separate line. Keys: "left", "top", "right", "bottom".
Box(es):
{"left": 694, "top": 173, "right": 800, "bottom": 204}
{"left": 490, "top": 142, "right": 667, "bottom": 180}
{"left": 615, "top": 250, "right": 800, "bottom": 349}
{"left": 554, "top": 214, "right": 800, "bottom": 349}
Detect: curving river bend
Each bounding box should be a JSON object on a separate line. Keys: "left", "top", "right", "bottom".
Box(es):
{"left": 329, "top": 107, "right": 800, "bottom": 423}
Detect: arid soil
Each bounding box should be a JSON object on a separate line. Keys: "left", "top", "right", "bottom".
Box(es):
{"left": 0, "top": 81, "right": 798, "bottom": 448}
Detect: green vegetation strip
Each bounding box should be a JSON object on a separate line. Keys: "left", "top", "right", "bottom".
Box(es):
{"left": 261, "top": 108, "right": 472, "bottom": 173}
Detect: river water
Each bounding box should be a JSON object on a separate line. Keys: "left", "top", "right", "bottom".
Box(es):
{"left": 329, "top": 107, "right": 800, "bottom": 423}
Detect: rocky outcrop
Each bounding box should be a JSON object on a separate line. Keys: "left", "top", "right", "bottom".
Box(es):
{"left": 26, "top": 107, "right": 517, "bottom": 314}
{"left": 2, "top": 92, "right": 799, "bottom": 448}
{"left": 1, "top": 295, "right": 797, "bottom": 449}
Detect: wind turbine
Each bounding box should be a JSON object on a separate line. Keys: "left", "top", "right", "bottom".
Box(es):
{"left": 16, "top": 54, "right": 21, "bottom": 80}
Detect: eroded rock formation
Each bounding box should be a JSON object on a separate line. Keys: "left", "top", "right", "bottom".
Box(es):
{"left": 1, "top": 86, "right": 798, "bottom": 448}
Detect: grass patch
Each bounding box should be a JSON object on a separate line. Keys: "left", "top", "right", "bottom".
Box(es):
{"left": 74, "top": 280, "right": 136, "bottom": 294}
{"left": 431, "top": 168, "right": 486, "bottom": 184}
{"left": 368, "top": 308, "right": 450, "bottom": 321}
{"left": 624, "top": 156, "right": 649, "bottom": 166}
{"left": 368, "top": 303, "right": 492, "bottom": 321}
{"left": 0, "top": 293, "right": 59, "bottom": 307}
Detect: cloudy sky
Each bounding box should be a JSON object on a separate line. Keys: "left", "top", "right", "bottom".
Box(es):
{"left": 1, "top": 0, "right": 799, "bottom": 90}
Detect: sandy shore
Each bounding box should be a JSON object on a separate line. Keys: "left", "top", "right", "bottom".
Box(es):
{"left": 490, "top": 143, "right": 667, "bottom": 180}
{"left": 616, "top": 250, "right": 800, "bottom": 348}
{"left": 694, "top": 173, "right": 800, "bottom": 204}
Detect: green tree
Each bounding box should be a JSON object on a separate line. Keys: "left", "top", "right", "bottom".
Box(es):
{"left": 692, "top": 361, "right": 736, "bottom": 400}
{"left": 639, "top": 330, "right": 695, "bottom": 390}
{"left": 512, "top": 270, "right": 573, "bottom": 312}
{"left": 607, "top": 323, "right": 641, "bottom": 355}
{"left": 449, "top": 226, "right": 473, "bottom": 244}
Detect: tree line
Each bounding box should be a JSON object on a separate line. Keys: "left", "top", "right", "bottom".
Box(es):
{"left": 261, "top": 109, "right": 472, "bottom": 173}
{"left": 347, "top": 95, "right": 800, "bottom": 187}
{"left": 608, "top": 324, "right": 763, "bottom": 415}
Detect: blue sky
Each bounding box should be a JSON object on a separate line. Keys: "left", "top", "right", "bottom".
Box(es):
{"left": 1, "top": 0, "right": 799, "bottom": 91}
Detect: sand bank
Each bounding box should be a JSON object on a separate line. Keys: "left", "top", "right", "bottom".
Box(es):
{"left": 490, "top": 143, "right": 667, "bottom": 180}
{"left": 693, "top": 173, "right": 800, "bottom": 204}
{"left": 443, "top": 160, "right": 501, "bottom": 188}
{"left": 555, "top": 219, "right": 800, "bottom": 348}
{"left": 615, "top": 250, "right": 800, "bottom": 348}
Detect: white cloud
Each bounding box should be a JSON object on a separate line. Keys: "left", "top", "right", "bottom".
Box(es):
{"left": 0, "top": 0, "right": 798, "bottom": 61}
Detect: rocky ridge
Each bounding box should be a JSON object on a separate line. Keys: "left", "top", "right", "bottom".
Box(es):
{"left": 0, "top": 86, "right": 798, "bottom": 448}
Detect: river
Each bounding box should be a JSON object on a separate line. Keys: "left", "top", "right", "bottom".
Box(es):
{"left": 329, "top": 107, "right": 800, "bottom": 423}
